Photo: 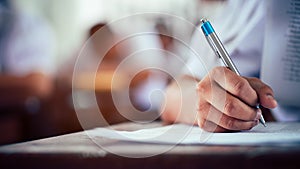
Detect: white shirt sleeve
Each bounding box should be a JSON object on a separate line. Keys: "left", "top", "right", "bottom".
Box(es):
{"left": 5, "top": 12, "right": 56, "bottom": 76}
{"left": 181, "top": 0, "right": 265, "bottom": 80}
{"left": 181, "top": 25, "right": 222, "bottom": 80}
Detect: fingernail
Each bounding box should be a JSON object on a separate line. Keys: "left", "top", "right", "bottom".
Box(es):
{"left": 266, "top": 94, "right": 274, "bottom": 99}
{"left": 266, "top": 94, "right": 278, "bottom": 106}
{"left": 256, "top": 109, "right": 262, "bottom": 120}
{"left": 251, "top": 120, "right": 259, "bottom": 127}
{"left": 197, "top": 118, "right": 202, "bottom": 127}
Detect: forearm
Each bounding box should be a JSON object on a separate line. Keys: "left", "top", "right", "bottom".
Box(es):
{"left": 160, "top": 75, "right": 199, "bottom": 125}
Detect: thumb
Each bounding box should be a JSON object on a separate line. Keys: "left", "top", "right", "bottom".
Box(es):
{"left": 245, "top": 77, "right": 277, "bottom": 109}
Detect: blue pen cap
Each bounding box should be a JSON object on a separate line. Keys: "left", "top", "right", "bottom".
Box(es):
{"left": 201, "top": 20, "right": 215, "bottom": 36}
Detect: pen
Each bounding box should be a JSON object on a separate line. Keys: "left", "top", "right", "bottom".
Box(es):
{"left": 200, "top": 18, "right": 266, "bottom": 127}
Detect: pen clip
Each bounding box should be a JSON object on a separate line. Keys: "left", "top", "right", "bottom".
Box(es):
{"left": 205, "top": 36, "right": 221, "bottom": 59}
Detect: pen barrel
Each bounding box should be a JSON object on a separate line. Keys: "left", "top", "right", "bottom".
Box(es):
{"left": 201, "top": 19, "right": 266, "bottom": 127}
{"left": 208, "top": 32, "right": 240, "bottom": 76}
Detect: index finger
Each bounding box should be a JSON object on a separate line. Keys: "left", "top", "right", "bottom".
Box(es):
{"left": 210, "top": 67, "right": 258, "bottom": 106}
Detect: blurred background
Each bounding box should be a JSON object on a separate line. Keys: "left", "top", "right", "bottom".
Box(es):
{"left": 0, "top": 0, "right": 224, "bottom": 144}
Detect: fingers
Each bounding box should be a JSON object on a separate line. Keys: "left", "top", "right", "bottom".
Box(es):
{"left": 246, "top": 77, "right": 278, "bottom": 109}
{"left": 197, "top": 119, "right": 227, "bottom": 132}
{"left": 210, "top": 67, "right": 258, "bottom": 107}
{"left": 197, "top": 99, "right": 259, "bottom": 131}
{"left": 196, "top": 66, "right": 262, "bottom": 132}
{"left": 196, "top": 66, "right": 276, "bottom": 132}
{"left": 198, "top": 75, "right": 258, "bottom": 121}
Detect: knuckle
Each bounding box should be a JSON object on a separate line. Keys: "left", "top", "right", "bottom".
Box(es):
{"left": 225, "top": 119, "right": 236, "bottom": 129}
{"left": 211, "top": 66, "right": 224, "bottom": 77}
{"left": 197, "top": 79, "right": 212, "bottom": 98}
{"left": 198, "top": 102, "right": 209, "bottom": 117}
{"left": 197, "top": 81, "right": 207, "bottom": 94}
{"left": 224, "top": 99, "right": 235, "bottom": 114}
{"left": 197, "top": 118, "right": 206, "bottom": 128}
{"left": 232, "top": 79, "right": 247, "bottom": 95}
{"left": 198, "top": 102, "right": 206, "bottom": 112}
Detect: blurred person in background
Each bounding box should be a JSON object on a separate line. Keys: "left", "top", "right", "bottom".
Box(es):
{"left": 0, "top": 0, "right": 55, "bottom": 110}
{"left": 63, "top": 19, "right": 188, "bottom": 124}
{"left": 155, "top": 19, "right": 190, "bottom": 83}
{"left": 128, "top": 19, "right": 191, "bottom": 112}
{"left": 62, "top": 21, "right": 169, "bottom": 125}
{"left": 58, "top": 22, "right": 129, "bottom": 126}
{"left": 0, "top": 0, "right": 56, "bottom": 143}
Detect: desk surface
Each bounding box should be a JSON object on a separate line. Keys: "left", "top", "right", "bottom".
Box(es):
{"left": 0, "top": 122, "right": 300, "bottom": 169}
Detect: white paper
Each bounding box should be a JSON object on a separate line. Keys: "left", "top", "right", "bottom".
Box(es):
{"left": 261, "top": 0, "right": 300, "bottom": 107}
{"left": 88, "top": 122, "right": 300, "bottom": 145}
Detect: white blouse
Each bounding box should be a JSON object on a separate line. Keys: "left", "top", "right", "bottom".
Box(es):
{"left": 181, "top": 0, "right": 300, "bottom": 122}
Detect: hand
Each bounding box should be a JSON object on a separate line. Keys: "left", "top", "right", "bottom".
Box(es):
{"left": 196, "top": 67, "right": 277, "bottom": 132}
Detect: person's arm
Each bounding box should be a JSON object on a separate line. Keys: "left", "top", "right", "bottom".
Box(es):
{"left": 161, "top": 66, "right": 278, "bottom": 132}
{"left": 0, "top": 72, "right": 53, "bottom": 108}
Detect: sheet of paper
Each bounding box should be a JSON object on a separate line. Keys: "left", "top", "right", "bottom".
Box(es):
{"left": 261, "top": 0, "right": 300, "bottom": 107}
{"left": 87, "top": 122, "right": 300, "bottom": 145}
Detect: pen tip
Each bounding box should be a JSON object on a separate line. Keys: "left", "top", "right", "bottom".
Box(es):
{"left": 259, "top": 114, "right": 267, "bottom": 127}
